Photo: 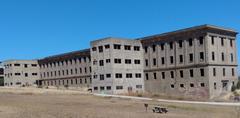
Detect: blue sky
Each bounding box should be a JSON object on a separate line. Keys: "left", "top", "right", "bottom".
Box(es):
{"left": 0, "top": 0, "right": 239, "bottom": 72}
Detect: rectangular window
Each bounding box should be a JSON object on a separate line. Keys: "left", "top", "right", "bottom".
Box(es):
{"left": 231, "top": 53, "right": 234, "bottom": 62}
{"left": 115, "top": 73, "right": 122, "bottom": 78}
{"left": 153, "top": 58, "right": 157, "bottom": 66}
{"left": 232, "top": 68, "right": 235, "bottom": 76}
{"left": 135, "top": 73, "right": 142, "bottom": 78}
{"left": 145, "top": 59, "right": 148, "bottom": 66}
{"left": 126, "top": 73, "right": 132, "bottom": 78}
{"left": 189, "top": 53, "right": 193, "bottom": 62}
{"left": 152, "top": 45, "right": 156, "bottom": 52}
{"left": 114, "top": 44, "right": 121, "bottom": 49}
{"left": 92, "top": 47, "right": 97, "bottom": 51}
{"left": 162, "top": 72, "right": 165, "bottom": 79}
{"left": 106, "top": 74, "right": 111, "bottom": 78}
{"left": 124, "top": 45, "right": 131, "bottom": 50}
{"left": 145, "top": 73, "right": 149, "bottom": 80}
{"left": 136, "top": 85, "right": 142, "bottom": 89}
{"left": 212, "top": 52, "right": 215, "bottom": 61}
{"left": 169, "top": 42, "right": 173, "bottom": 49}
{"left": 171, "top": 84, "right": 174, "bottom": 88}
{"left": 114, "top": 59, "right": 121, "bottom": 64}
{"left": 106, "top": 86, "right": 111, "bottom": 90}
{"left": 200, "top": 52, "right": 204, "bottom": 61}
{"left": 170, "top": 71, "right": 174, "bottom": 78}
{"left": 99, "top": 60, "right": 104, "bottom": 66}
{"left": 144, "top": 47, "right": 148, "bottom": 53}
{"left": 178, "top": 40, "right": 183, "bottom": 48}
{"left": 125, "top": 59, "right": 131, "bottom": 64}
{"left": 100, "top": 86, "right": 105, "bottom": 91}
{"left": 161, "top": 57, "right": 165, "bottom": 65}
{"left": 199, "top": 36, "right": 204, "bottom": 45}
{"left": 31, "top": 64, "right": 37, "bottom": 67}
{"left": 154, "top": 73, "right": 157, "bottom": 79}
{"left": 230, "top": 39, "right": 233, "bottom": 47}
{"left": 98, "top": 46, "right": 103, "bottom": 52}
{"left": 189, "top": 38, "right": 193, "bottom": 46}
{"left": 106, "top": 59, "right": 111, "bottom": 63}
{"left": 223, "top": 68, "right": 226, "bottom": 76}
{"left": 116, "top": 86, "right": 123, "bottom": 90}
{"left": 180, "top": 84, "right": 184, "bottom": 88}
{"left": 134, "top": 60, "right": 141, "bottom": 64}
{"left": 25, "top": 73, "right": 28, "bottom": 77}
{"left": 189, "top": 69, "right": 193, "bottom": 77}
{"left": 14, "top": 64, "right": 20, "bottom": 66}
{"left": 221, "top": 38, "right": 224, "bottom": 46}
{"left": 105, "top": 44, "right": 110, "bottom": 49}
{"left": 190, "top": 83, "right": 194, "bottom": 87}
{"left": 134, "top": 46, "right": 140, "bottom": 51}
{"left": 100, "top": 75, "right": 104, "bottom": 80}
{"left": 161, "top": 44, "right": 164, "bottom": 50}
{"left": 200, "top": 83, "right": 205, "bottom": 87}
{"left": 211, "top": 36, "right": 214, "bottom": 45}
{"left": 170, "top": 56, "right": 174, "bottom": 64}
{"left": 214, "top": 83, "right": 217, "bottom": 90}
{"left": 213, "top": 68, "right": 216, "bottom": 76}
{"left": 179, "top": 55, "right": 183, "bottom": 63}
{"left": 180, "top": 70, "right": 183, "bottom": 78}
{"left": 200, "top": 69, "right": 204, "bottom": 77}
{"left": 222, "top": 53, "right": 225, "bottom": 61}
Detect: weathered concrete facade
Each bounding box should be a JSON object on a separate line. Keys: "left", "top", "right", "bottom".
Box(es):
{"left": 38, "top": 49, "right": 92, "bottom": 89}
{"left": 3, "top": 60, "right": 39, "bottom": 86}
{"left": 91, "top": 38, "right": 144, "bottom": 94}
{"left": 139, "top": 25, "right": 238, "bottom": 99}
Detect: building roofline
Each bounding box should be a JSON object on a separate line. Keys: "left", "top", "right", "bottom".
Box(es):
{"left": 137, "top": 24, "right": 238, "bottom": 40}
{"left": 90, "top": 37, "right": 132, "bottom": 43}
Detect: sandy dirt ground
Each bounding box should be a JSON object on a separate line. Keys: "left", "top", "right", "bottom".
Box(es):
{"left": 0, "top": 87, "right": 239, "bottom": 118}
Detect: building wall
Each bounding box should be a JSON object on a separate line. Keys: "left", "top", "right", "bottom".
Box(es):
{"left": 0, "top": 67, "right": 4, "bottom": 86}
{"left": 3, "top": 60, "right": 39, "bottom": 86}
{"left": 38, "top": 50, "right": 92, "bottom": 89}
{"left": 91, "top": 38, "right": 144, "bottom": 94}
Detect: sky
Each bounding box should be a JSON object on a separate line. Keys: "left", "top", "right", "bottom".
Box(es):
{"left": 0, "top": 0, "right": 239, "bottom": 73}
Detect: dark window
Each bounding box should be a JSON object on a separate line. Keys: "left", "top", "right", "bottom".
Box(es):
{"left": 106, "top": 59, "right": 111, "bottom": 63}
{"left": 134, "top": 60, "right": 140, "bottom": 64}
{"left": 161, "top": 57, "right": 165, "bottom": 65}
{"left": 94, "top": 87, "right": 98, "bottom": 90}
{"left": 25, "top": 73, "right": 28, "bottom": 77}
{"left": 212, "top": 52, "right": 215, "bottom": 61}
{"left": 24, "top": 64, "right": 28, "bottom": 68}
{"left": 124, "top": 45, "right": 131, "bottom": 50}
{"left": 189, "top": 38, "right": 193, "bottom": 46}
{"left": 221, "top": 38, "right": 224, "bottom": 46}
{"left": 92, "top": 47, "right": 97, "bottom": 51}
{"left": 100, "top": 75, "right": 104, "bottom": 80}
{"left": 189, "top": 53, "right": 193, "bottom": 62}
{"left": 125, "top": 59, "right": 131, "bottom": 64}
{"left": 154, "top": 73, "right": 157, "bottom": 79}
{"left": 145, "top": 59, "right": 148, "bottom": 66}
{"left": 230, "top": 39, "right": 233, "bottom": 47}
{"left": 144, "top": 47, "right": 148, "bottom": 53}
{"left": 14, "top": 64, "right": 20, "bottom": 66}
{"left": 135, "top": 73, "right": 142, "bottom": 78}
{"left": 114, "top": 44, "right": 121, "bottom": 49}
{"left": 189, "top": 69, "right": 193, "bottom": 77}
{"left": 153, "top": 58, "right": 157, "bottom": 66}
{"left": 145, "top": 73, "right": 149, "bottom": 80}
{"left": 106, "top": 74, "right": 111, "bottom": 78}
{"left": 114, "top": 59, "right": 121, "bottom": 64}
{"left": 152, "top": 45, "right": 156, "bottom": 52}
{"left": 200, "top": 52, "right": 204, "bottom": 61}
{"left": 116, "top": 86, "right": 123, "bottom": 90}
{"left": 126, "top": 73, "right": 132, "bottom": 78}
{"left": 99, "top": 60, "right": 104, "bottom": 66}
{"left": 199, "top": 36, "right": 204, "bottom": 45}
{"left": 31, "top": 64, "right": 37, "bottom": 67}
{"left": 231, "top": 53, "right": 234, "bottom": 62}
{"left": 107, "top": 86, "right": 111, "bottom": 90}
{"left": 223, "top": 68, "right": 226, "bottom": 76}
{"left": 232, "top": 68, "right": 235, "bottom": 76}
{"left": 211, "top": 36, "right": 214, "bottom": 45}
{"left": 169, "top": 42, "right": 173, "bottom": 49}
{"left": 161, "top": 44, "right": 164, "bottom": 50}
{"left": 180, "top": 70, "right": 183, "bottom": 78}
{"left": 171, "top": 84, "right": 174, "bottom": 88}
{"left": 170, "top": 71, "right": 174, "bottom": 78}
{"left": 178, "top": 40, "right": 183, "bottom": 48}
{"left": 222, "top": 53, "right": 225, "bottom": 61}
{"left": 190, "top": 83, "right": 194, "bottom": 87}
{"left": 100, "top": 86, "right": 105, "bottom": 91}
{"left": 200, "top": 83, "right": 205, "bottom": 87}
{"left": 170, "top": 56, "right": 174, "bottom": 64}
{"left": 213, "top": 68, "right": 216, "bottom": 76}
{"left": 105, "top": 44, "right": 110, "bottom": 49}
{"left": 115, "top": 73, "right": 122, "bottom": 78}
{"left": 214, "top": 83, "right": 217, "bottom": 90}
{"left": 134, "top": 46, "right": 140, "bottom": 51}
{"left": 136, "top": 85, "right": 142, "bottom": 89}
{"left": 162, "top": 72, "right": 165, "bottom": 79}
{"left": 180, "top": 84, "right": 184, "bottom": 88}
{"left": 200, "top": 69, "right": 204, "bottom": 77}
{"left": 179, "top": 55, "right": 183, "bottom": 63}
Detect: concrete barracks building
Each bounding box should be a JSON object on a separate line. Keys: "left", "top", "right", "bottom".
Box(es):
{"left": 2, "top": 24, "right": 238, "bottom": 99}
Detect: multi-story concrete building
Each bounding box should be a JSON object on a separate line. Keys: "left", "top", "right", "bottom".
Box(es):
{"left": 91, "top": 38, "right": 144, "bottom": 94}
{"left": 3, "top": 60, "right": 39, "bottom": 86}
{"left": 139, "top": 25, "right": 238, "bottom": 99}
{"left": 38, "top": 49, "right": 92, "bottom": 89}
